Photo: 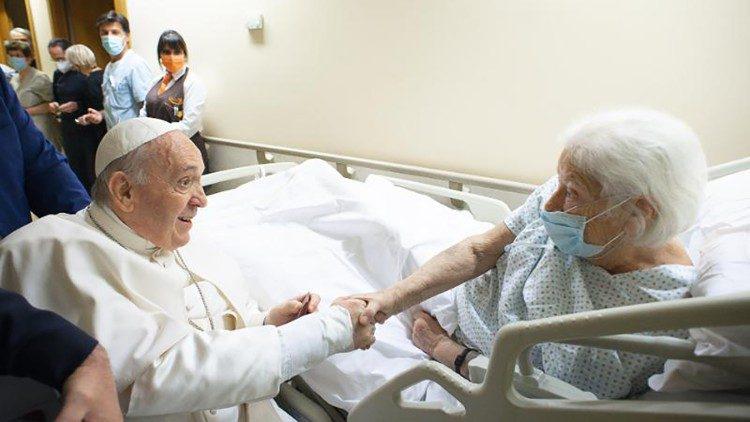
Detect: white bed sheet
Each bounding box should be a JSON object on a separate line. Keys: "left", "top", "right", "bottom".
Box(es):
{"left": 193, "top": 159, "right": 492, "bottom": 410}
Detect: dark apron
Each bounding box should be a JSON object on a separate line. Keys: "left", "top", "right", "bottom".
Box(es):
{"left": 144, "top": 68, "right": 209, "bottom": 173}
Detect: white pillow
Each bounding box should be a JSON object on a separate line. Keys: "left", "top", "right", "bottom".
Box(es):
{"left": 649, "top": 169, "right": 750, "bottom": 392}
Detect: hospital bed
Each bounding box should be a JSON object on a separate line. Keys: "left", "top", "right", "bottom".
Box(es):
{"left": 201, "top": 135, "right": 750, "bottom": 422}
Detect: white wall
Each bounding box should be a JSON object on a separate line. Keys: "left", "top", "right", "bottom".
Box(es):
{"left": 126, "top": 0, "right": 749, "bottom": 184}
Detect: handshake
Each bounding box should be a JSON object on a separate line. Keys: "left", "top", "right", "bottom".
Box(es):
{"left": 264, "top": 293, "right": 379, "bottom": 350}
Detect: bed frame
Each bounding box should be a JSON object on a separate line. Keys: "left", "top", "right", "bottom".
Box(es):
{"left": 202, "top": 136, "right": 750, "bottom": 422}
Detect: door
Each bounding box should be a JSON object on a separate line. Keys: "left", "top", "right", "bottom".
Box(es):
{"left": 47, "top": 0, "right": 124, "bottom": 69}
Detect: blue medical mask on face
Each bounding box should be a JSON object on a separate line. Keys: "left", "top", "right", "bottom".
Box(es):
{"left": 8, "top": 56, "right": 27, "bottom": 72}
{"left": 101, "top": 35, "right": 125, "bottom": 56}
{"left": 540, "top": 197, "right": 630, "bottom": 258}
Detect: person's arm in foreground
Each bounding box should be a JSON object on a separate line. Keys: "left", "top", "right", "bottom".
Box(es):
{"left": 0, "top": 289, "right": 121, "bottom": 421}
{"left": 350, "top": 223, "right": 516, "bottom": 324}
{"left": 125, "top": 299, "right": 373, "bottom": 416}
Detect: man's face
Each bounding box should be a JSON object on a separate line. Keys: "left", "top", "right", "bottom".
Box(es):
{"left": 48, "top": 46, "right": 65, "bottom": 62}
{"left": 127, "top": 132, "right": 207, "bottom": 250}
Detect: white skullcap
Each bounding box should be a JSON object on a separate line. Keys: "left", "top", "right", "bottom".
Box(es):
{"left": 95, "top": 117, "right": 175, "bottom": 176}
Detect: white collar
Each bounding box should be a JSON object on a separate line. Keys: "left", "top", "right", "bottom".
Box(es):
{"left": 87, "top": 202, "right": 174, "bottom": 266}
{"left": 167, "top": 65, "right": 188, "bottom": 81}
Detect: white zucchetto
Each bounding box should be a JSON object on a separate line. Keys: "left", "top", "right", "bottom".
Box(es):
{"left": 95, "top": 117, "right": 176, "bottom": 176}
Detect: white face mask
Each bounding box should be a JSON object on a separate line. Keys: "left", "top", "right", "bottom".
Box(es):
{"left": 56, "top": 60, "right": 72, "bottom": 73}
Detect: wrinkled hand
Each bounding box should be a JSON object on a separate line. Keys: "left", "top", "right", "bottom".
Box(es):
{"left": 58, "top": 101, "right": 79, "bottom": 114}
{"left": 76, "top": 108, "right": 103, "bottom": 126}
{"left": 56, "top": 345, "right": 122, "bottom": 422}
{"left": 332, "top": 298, "right": 376, "bottom": 350}
{"left": 265, "top": 293, "right": 321, "bottom": 326}
{"left": 342, "top": 289, "right": 399, "bottom": 326}
{"left": 48, "top": 102, "right": 60, "bottom": 114}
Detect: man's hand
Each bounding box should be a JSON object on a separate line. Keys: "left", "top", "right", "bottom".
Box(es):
{"left": 341, "top": 289, "right": 400, "bottom": 326}
{"left": 56, "top": 345, "right": 122, "bottom": 422}
{"left": 265, "top": 293, "right": 321, "bottom": 326}
{"left": 57, "top": 101, "right": 79, "bottom": 114}
{"left": 48, "top": 102, "right": 60, "bottom": 114}
{"left": 76, "top": 108, "right": 103, "bottom": 126}
{"left": 332, "top": 298, "right": 376, "bottom": 350}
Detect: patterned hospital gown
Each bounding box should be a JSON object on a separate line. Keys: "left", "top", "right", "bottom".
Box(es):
{"left": 455, "top": 177, "right": 696, "bottom": 399}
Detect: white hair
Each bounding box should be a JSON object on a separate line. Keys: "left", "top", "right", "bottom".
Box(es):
{"left": 91, "top": 142, "right": 154, "bottom": 205}
{"left": 10, "top": 27, "right": 31, "bottom": 40}
{"left": 561, "top": 109, "right": 707, "bottom": 247}
{"left": 65, "top": 44, "right": 97, "bottom": 70}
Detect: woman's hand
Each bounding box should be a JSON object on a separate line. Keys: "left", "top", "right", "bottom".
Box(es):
{"left": 48, "top": 102, "right": 60, "bottom": 114}
{"left": 264, "top": 293, "right": 321, "bottom": 326}
{"left": 58, "top": 101, "right": 79, "bottom": 114}
{"left": 342, "top": 289, "right": 400, "bottom": 326}
{"left": 77, "top": 108, "right": 103, "bottom": 126}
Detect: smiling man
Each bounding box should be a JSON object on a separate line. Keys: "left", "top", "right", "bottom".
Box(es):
{"left": 0, "top": 117, "right": 375, "bottom": 420}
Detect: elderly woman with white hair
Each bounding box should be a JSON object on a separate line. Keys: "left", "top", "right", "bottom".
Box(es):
{"left": 347, "top": 109, "right": 707, "bottom": 399}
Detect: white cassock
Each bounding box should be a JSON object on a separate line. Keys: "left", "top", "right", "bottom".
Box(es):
{"left": 0, "top": 203, "right": 354, "bottom": 421}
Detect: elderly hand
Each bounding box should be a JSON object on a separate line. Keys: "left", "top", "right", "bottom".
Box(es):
{"left": 77, "top": 108, "right": 103, "bottom": 126}
{"left": 341, "top": 289, "right": 400, "bottom": 326}
{"left": 57, "top": 101, "right": 79, "bottom": 114}
{"left": 264, "top": 292, "right": 321, "bottom": 326}
{"left": 55, "top": 345, "right": 122, "bottom": 422}
{"left": 332, "top": 297, "right": 376, "bottom": 350}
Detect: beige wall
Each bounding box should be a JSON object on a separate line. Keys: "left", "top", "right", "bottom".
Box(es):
{"left": 27, "top": 0, "right": 55, "bottom": 76}
{"left": 126, "top": 0, "right": 749, "bottom": 184}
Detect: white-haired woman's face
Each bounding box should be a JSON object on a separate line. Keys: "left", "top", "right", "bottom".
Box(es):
{"left": 544, "top": 156, "right": 632, "bottom": 251}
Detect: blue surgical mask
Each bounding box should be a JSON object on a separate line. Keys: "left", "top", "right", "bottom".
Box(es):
{"left": 101, "top": 35, "right": 125, "bottom": 56}
{"left": 540, "top": 197, "right": 630, "bottom": 257}
{"left": 8, "top": 56, "right": 27, "bottom": 72}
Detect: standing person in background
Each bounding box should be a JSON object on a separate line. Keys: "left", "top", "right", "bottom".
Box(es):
{"left": 9, "top": 28, "right": 36, "bottom": 67}
{"left": 66, "top": 44, "right": 107, "bottom": 183}
{"left": 5, "top": 41, "right": 62, "bottom": 151}
{"left": 48, "top": 38, "right": 93, "bottom": 190}
{"left": 140, "top": 30, "right": 209, "bottom": 172}
{"left": 77, "top": 11, "right": 151, "bottom": 129}
{"left": 47, "top": 38, "right": 74, "bottom": 123}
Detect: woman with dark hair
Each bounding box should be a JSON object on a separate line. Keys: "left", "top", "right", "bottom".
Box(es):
{"left": 139, "top": 29, "right": 209, "bottom": 172}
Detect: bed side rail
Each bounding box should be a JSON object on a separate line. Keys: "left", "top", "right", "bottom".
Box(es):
{"left": 203, "top": 136, "right": 538, "bottom": 195}
{"left": 375, "top": 175, "right": 512, "bottom": 224}
{"left": 708, "top": 156, "right": 750, "bottom": 180}
{"left": 200, "top": 162, "right": 297, "bottom": 187}
{"left": 350, "top": 292, "right": 750, "bottom": 421}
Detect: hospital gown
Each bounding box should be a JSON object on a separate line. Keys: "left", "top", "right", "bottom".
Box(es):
{"left": 455, "top": 177, "right": 696, "bottom": 399}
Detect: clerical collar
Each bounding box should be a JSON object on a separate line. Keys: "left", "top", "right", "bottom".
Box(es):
{"left": 87, "top": 202, "right": 173, "bottom": 265}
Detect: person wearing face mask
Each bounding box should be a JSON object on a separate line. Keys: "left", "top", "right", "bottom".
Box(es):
{"left": 139, "top": 30, "right": 209, "bottom": 172}
{"left": 341, "top": 109, "right": 709, "bottom": 400}
{"left": 47, "top": 38, "right": 78, "bottom": 122}
{"left": 77, "top": 10, "right": 152, "bottom": 130}
{"left": 47, "top": 38, "right": 94, "bottom": 190}
{"left": 79, "top": 10, "right": 153, "bottom": 128}
{"left": 5, "top": 41, "right": 61, "bottom": 151}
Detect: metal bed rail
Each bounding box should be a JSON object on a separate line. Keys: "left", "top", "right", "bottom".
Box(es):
{"left": 203, "top": 135, "right": 538, "bottom": 195}
{"left": 349, "top": 292, "right": 750, "bottom": 421}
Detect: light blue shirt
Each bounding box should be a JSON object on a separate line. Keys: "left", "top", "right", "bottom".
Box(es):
{"left": 102, "top": 50, "right": 153, "bottom": 128}
{"left": 455, "top": 177, "right": 696, "bottom": 399}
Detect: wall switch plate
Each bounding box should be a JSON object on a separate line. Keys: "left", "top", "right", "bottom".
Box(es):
{"left": 247, "top": 14, "right": 264, "bottom": 30}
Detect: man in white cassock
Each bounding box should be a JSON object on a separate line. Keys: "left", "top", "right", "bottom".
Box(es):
{"left": 0, "top": 117, "right": 375, "bottom": 421}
